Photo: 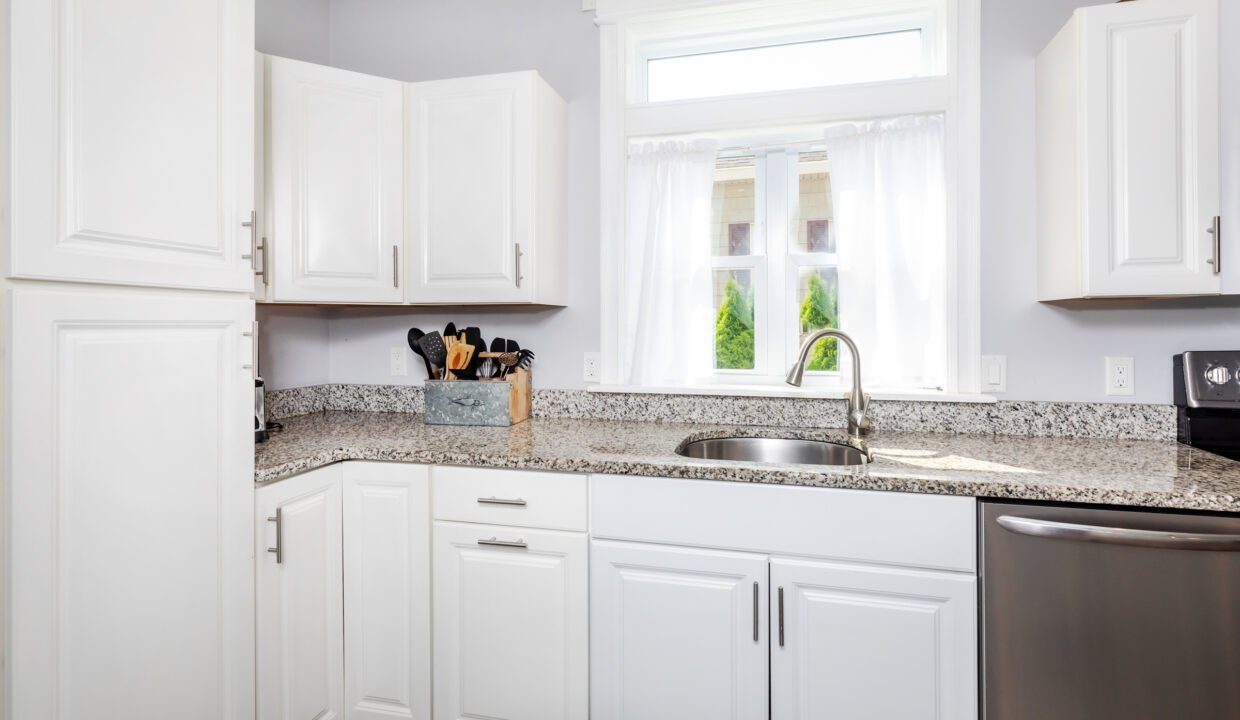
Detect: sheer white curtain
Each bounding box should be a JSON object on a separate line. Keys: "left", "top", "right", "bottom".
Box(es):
{"left": 620, "top": 140, "right": 718, "bottom": 385}
{"left": 825, "top": 115, "right": 947, "bottom": 390}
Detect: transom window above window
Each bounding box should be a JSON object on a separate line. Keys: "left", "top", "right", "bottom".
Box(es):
{"left": 647, "top": 29, "right": 926, "bottom": 103}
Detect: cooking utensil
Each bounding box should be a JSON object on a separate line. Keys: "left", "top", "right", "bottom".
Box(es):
{"left": 501, "top": 339, "right": 521, "bottom": 378}
{"left": 407, "top": 328, "right": 434, "bottom": 378}
{"left": 445, "top": 343, "right": 475, "bottom": 380}
{"left": 516, "top": 349, "right": 535, "bottom": 371}
{"left": 418, "top": 332, "right": 447, "bottom": 380}
{"left": 444, "top": 322, "right": 457, "bottom": 341}
{"left": 478, "top": 357, "right": 497, "bottom": 380}
{"left": 463, "top": 327, "right": 485, "bottom": 371}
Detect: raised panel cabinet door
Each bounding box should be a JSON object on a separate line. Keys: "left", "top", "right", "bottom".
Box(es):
{"left": 1083, "top": 0, "right": 1220, "bottom": 296}
{"left": 590, "top": 540, "right": 769, "bottom": 720}
{"left": 407, "top": 73, "right": 535, "bottom": 303}
{"left": 343, "top": 462, "right": 432, "bottom": 720}
{"left": 433, "top": 521, "right": 588, "bottom": 720}
{"left": 257, "top": 465, "right": 345, "bottom": 720}
{"left": 267, "top": 56, "right": 404, "bottom": 303}
{"left": 8, "top": 0, "right": 256, "bottom": 290}
{"left": 769, "top": 558, "right": 977, "bottom": 720}
{"left": 8, "top": 287, "right": 255, "bottom": 720}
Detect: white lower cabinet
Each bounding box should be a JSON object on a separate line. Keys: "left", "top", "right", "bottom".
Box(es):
{"left": 589, "top": 541, "right": 770, "bottom": 720}
{"left": 344, "top": 463, "right": 433, "bottom": 720}
{"left": 589, "top": 474, "right": 978, "bottom": 720}
{"left": 257, "top": 465, "right": 346, "bottom": 720}
{"left": 769, "top": 558, "right": 977, "bottom": 720}
{"left": 432, "top": 521, "right": 589, "bottom": 720}
{"left": 256, "top": 462, "right": 431, "bottom": 720}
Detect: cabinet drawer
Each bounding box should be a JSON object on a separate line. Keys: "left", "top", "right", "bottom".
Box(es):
{"left": 590, "top": 475, "right": 976, "bottom": 572}
{"left": 432, "top": 466, "right": 587, "bottom": 531}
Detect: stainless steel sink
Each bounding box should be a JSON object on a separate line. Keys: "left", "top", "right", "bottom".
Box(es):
{"left": 676, "top": 437, "right": 869, "bottom": 466}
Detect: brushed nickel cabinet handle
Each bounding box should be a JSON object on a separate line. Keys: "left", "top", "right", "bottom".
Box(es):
{"left": 1207, "top": 216, "right": 1221, "bottom": 274}
{"left": 393, "top": 246, "right": 400, "bottom": 288}
{"left": 242, "top": 210, "right": 256, "bottom": 266}
{"left": 752, "top": 581, "right": 760, "bottom": 642}
{"left": 514, "top": 243, "right": 523, "bottom": 288}
{"left": 477, "top": 496, "right": 527, "bottom": 506}
{"left": 478, "top": 537, "right": 527, "bottom": 549}
{"left": 777, "top": 586, "right": 785, "bottom": 647}
{"left": 255, "top": 237, "right": 269, "bottom": 286}
{"left": 267, "top": 508, "right": 283, "bottom": 564}
{"left": 997, "top": 515, "right": 1240, "bottom": 551}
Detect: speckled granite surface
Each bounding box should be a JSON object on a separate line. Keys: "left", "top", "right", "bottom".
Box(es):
{"left": 266, "top": 384, "right": 1176, "bottom": 440}
{"left": 255, "top": 410, "right": 1240, "bottom": 513}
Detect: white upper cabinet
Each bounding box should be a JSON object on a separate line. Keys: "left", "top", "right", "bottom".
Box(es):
{"left": 407, "top": 71, "right": 567, "bottom": 305}
{"left": 9, "top": 287, "right": 255, "bottom": 720}
{"left": 7, "top": 0, "right": 256, "bottom": 291}
{"left": 1037, "top": 0, "right": 1221, "bottom": 300}
{"left": 265, "top": 56, "right": 405, "bottom": 303}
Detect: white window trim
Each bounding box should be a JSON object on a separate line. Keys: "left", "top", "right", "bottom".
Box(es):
{"left": 595, "top": 0, "right": 982, "bottom": 395}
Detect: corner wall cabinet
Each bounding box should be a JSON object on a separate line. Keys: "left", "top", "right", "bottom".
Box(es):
{"left": 264, "top": 56, "right": 405, "bottom": 303}
{"left": 256, "top": 462, "right": 432, "bottom": 720}
{"left": 1037, "top": 0, "right": 1221, "bottom": 300}
{"left": 407, "top": 72, "right": 568, "bottom": 305}
{"left": 257, "top": 57, "right": 568, "bottom": 306}
{"left": 7, "top": 0, "right": 256, "bottom": 290}
{"left": 589, "top": 475, "right": 978, "bottom": 720}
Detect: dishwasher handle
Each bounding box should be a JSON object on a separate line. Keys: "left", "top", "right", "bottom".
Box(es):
{"left": 997, "top": 515, "right": 1240, "bottom": 552}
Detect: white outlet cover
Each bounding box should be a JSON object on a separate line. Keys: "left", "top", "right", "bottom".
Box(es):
{"left": 390, "top": 346, "right": 408, "bottom": 376}
{"left": 583, "top": 352, "right": 601, "bottom": 383}
{"left": 981, "top": 355, "right": 1006, "bottom": 393}
{"left": 1105, "top": 356, "right": 1134, "bottom": 396}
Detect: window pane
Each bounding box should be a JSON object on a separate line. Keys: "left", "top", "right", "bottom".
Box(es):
{"left": 648, "top": 30, "right": 923, "bottom": 103}
{"left": 711, "top": 158, "right": 756, "bottom": 256}
{"left": 794, "top": 151, "right": 834, "bottom": 253}
{"left": 797, "top": 267, "right": 839, "bottom": 372}
{"left": 713, "top": 269, "right": 755, "bottom": 370}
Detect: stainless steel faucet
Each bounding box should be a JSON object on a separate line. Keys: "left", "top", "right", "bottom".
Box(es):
{"left": 785, "top": 329, "right": 872, "bottom": 437}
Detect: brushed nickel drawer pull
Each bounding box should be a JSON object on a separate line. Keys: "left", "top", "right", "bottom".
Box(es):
{"left": 1207, "top": 216, "right": 1221, "bottom": 274}
{"left": 752, "top": 581, "right": 760, "bottom": 642}
{"left": 777, "top": 586, "right": 785, "bottom": 647}
{"left": 477, "top": 496, "right": 527, "bottom": 506}
{"left": 267, "top": 508, "right": 283, "bottom": 564}
{"left": 478, "top": 537, "right": 527, "bottom": 549}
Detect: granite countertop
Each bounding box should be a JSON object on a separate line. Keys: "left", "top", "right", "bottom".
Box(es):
{"left": 255, "top": 410, "right": 1240, "bottom": 513}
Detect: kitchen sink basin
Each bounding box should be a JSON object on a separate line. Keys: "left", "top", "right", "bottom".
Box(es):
{"left": 676, "top": 437, "right": 869, "bottom": 467}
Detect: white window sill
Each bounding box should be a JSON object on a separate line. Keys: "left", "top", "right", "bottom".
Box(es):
{"left": 586, "top": 384, "right": 998, "bottom": 404}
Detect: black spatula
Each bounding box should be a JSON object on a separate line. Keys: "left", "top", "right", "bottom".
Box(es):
{"left": 418, "top": 332, "right": 447, "bottom": 380}
{"left": 407, "top": 328, "right": 433, "bottom": 379}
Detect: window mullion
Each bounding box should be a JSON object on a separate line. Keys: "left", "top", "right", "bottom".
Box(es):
{"left": 763, "top": 151, "right": 790, "bottom": 380}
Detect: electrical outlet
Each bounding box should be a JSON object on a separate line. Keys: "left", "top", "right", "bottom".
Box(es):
{"left": 583, "top": 352, "right": 601, "bottom": 383}
{"left": 390, "top": 346, "right": 408, "bottom": 377}
{"left": 981, "top": 355, "right": 1007, "bottom": 393}
{"left": 1105, "top": 356, "right": 1134, "bottom": 396}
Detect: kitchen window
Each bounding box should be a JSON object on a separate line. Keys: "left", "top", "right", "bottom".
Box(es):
{"left": 597, "top": 0, "right": 980, "bottom": 396}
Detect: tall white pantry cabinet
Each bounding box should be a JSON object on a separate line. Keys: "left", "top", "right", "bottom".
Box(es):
{"left": 3, "top": 2, "right": 259, "bottom": 720}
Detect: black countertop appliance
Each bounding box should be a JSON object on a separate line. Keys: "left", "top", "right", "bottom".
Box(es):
{"left": 1174, "top": 351, "right": 1240, "bottom": 460}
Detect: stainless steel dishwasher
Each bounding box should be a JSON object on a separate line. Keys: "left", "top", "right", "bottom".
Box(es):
{"left": 981, "top": 501, "right": 1240, "bottom": 719}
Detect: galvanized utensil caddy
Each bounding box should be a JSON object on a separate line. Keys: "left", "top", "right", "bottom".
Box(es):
{"left": 423, "top": 368, "right": 531, "bottom": 427}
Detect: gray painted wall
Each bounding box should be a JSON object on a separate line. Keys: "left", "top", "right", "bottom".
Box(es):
{"left": 256, "top": 0, "right": 1240, "bottom": 404}
{"left": 256, "top": 0, "right": 333, "bottom": 65}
